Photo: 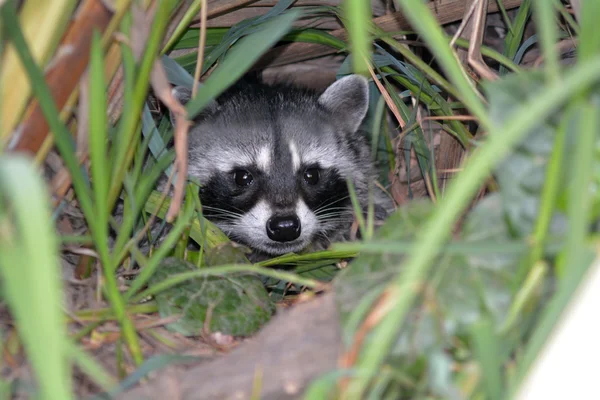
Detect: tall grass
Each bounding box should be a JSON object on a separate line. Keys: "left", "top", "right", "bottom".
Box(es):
{"left": 0, "top": 0, "right": 598, "bottom": 398}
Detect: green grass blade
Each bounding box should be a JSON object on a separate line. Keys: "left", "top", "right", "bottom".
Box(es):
{"left": 88, "top": 31, "right": 110, "bottom": 262}
{"left": 109, "top": 0, "right": 176, "bottom": 208}
{"left": 532, "top": 0, "right": 560, "bottom": 82}
{"left": 344, "top": 0, "right": 371, "bottom": 75}
{"left": 161, "top": 0, "right": 203, "bottom": 54}
{"left": 501, "top": 0, "right": 531, "bottom": 75}
{"left": 577, "top": 0, "right": 600, "bottom": 63}
{"left": 66, "top": 342, "right": 116, "bottom": 392}
{"left": 283, "top": 28, "right": 346, "bottom": 49}
{"left": 470, "top": 318, "right": 503, "bottom": 400}
{"left": 124, "top": 194, "right": 196, "bottom": 300}
{"left": 131, "top": 265, "right": 321, "bottom": 303}
{"left": 520, "top": 110, "right": 567, "bottom": 278}
{"left": 556, "top": 103, "right": 596, "bottom": 277}
{"left": 452, "top": 37, "right": 522, "bottom": 73}
{"left": 0, "top": 156, "right": 73, "bottom": 400}
{"left": 186, "top": 9, "right": 302, "bottom": 118}
{"left": 394, "top": 0, "right": 488, "bottom": 126}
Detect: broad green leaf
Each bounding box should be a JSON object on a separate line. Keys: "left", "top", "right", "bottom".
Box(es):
{"left": 485, "top": 73, "right": 568, "bottom": 239}
{"left": 150, "top": 258, "right": 275, "bottom": 336}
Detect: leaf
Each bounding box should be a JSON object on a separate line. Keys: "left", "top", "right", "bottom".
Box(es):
{"left": 150, "top": 258, "right": 275, "bottom": 337}
{"left": 485, "top": 72, "right": 569, "bottom": 238}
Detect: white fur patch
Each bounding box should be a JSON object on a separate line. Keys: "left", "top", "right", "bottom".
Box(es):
{"left": 256, "top": 146, "right": 271, "bottom": 172}
{"left": 212, "top": 149, "right": 253, "bottom": 173}
{"left": 237, "top": 200, "right": 272, "bottom": 240}
{"left": 225, "top": 198, "right": 319, "bottom": 255}
{"left": 289, "top": 141, "right": 301, "bottom": 172}
{"left": 301, "top": 145, "right": 335, "bottom": 169}
{"left": 296, "top": 199, "right": 317, "bottom": 239}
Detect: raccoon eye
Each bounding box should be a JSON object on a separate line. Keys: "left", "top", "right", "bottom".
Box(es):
{"left": 233, "top": 169, "right": 254, "bottom": 187}
{"left": 303, "top": 167, "right": 320, "bottom": 185}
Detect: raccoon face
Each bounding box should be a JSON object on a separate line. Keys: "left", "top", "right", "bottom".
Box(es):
{"left": 173, "top": 75, "right": 372, "bottom": 255}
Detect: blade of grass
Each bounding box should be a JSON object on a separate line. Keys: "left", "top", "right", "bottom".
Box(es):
{"left": 391, "top": 0, "right": 488, "bottom": 125}
{"left": 109, "top": 0, "right": 177, "bottom": 209}
{"left": 89, "top": 31, "right": 110, "bottom": 260}
{"left": 131, "top": 264, "right": 322, "bottom": 303}
{"left": 519, "top": 109, "right": 567, "bottom": 281}
{"left": 0, "top": 156, "right": 73, "bottom": 400}
{"left": 500, "top": 261, "right": 548, "bottom": 334}
{"left": 470, "top": 317, "right": 503, "bottom": 400}
{"left": 282, "top": 28, "right": 347, "bottom": 49}
{"left": 344, "top": 0, "right": 371, "bottom": 75}
{"left": 124, "top": 192, "right": 196, "bottom": 300}
{"left": 88, "top": 28, "right": 144, "bottom": 366}
{"left": 186, "top": 9, "right": 302, "bottom": 118}
{"left": 554, "top": 0, "right": 580, "bottom": 35}
{"left": 347, "top": 178, "right": 367, "bottom": 240}
{"left": 532, "top": 0, "right": 560, "bottom": 82}
{"left": 452, "top": 37, "right": 522, "bottom": 73}
{"left": 341, "top": 54, "right": 600, "bottom": 399}
{"left": 66, "top": 342, "right": 116, "bottom": 392}
{"left": 556, "top": 103, "right": 596, "bottom": 278}
{"left": 143, "top": 190, "right": 230, "bottom": 249}
{"left": 501, "top": 0, "right": 531, "bottom": 75}
{"left": 161, "top": 0, "right": 203, "bottom": 54}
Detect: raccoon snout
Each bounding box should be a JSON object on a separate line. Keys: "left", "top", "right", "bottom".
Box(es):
{"left": 266, "top": 215, "right": 301, "bottom": 242}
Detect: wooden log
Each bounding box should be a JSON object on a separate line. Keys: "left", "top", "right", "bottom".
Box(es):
{"left": 119, "top": 293, "right": 342, "bottom": 400}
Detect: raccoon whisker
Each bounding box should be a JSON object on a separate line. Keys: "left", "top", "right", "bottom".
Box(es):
{"left": 201, "top": 213, "right": 243, "bottom": 219}
{"left": 314, "top": 208, "right": 352, "bottom": 216}
{"left": 315, "top": 209, "right": 353, "bottom": 216}
{"left": 314, "top": 206, "right": 351, "bottom": 214}
{"left": 201, "top": 205, "right": 245, "bottom": 217}
{"left": 316, "top": 214, "right": 352, "bottom": 221}
{"left": 314, "top": 231, "right": 332, "bottom": 242}
{"left": 312, "top": 195, "right": 352, "bottom": 214}
{"left": 204, "top": 214, "right": 241, "bottom": 221}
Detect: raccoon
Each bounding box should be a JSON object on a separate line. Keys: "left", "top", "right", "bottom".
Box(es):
{"left": 171, "top": 75, "right": 393, "bottom": 257}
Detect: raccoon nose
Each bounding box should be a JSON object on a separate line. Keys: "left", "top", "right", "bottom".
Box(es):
{"left": 266, "top": 215, "right": 301, "bottom": 242}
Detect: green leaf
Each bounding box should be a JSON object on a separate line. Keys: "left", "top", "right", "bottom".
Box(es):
{"left": 283, "top": 28, "right": 346, "bottom": 49}
{"left": 486, "top": 72, "right": 568, "bottom": 239}
{"left": 150, "top": 258, "right": 275, "bottom": 336}
{"left": 501, "top": 0, "right": 531, "bottom": 75}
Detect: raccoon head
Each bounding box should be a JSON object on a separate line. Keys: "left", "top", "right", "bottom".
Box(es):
{"left": 173, "top": 75, "right": 372, "bottom": 255}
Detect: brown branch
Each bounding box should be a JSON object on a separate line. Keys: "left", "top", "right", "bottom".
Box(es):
{"left": 8, "top": 0, "right": 113, "bottom": 155}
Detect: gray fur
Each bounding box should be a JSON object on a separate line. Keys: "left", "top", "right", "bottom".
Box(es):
{"left": 175, "top": 75, "right": 393, "bottom": 257}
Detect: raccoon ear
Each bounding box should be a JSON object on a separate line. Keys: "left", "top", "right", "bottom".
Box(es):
{"left": 169, "top": 85, "right": 218, "bottom": 125}
{"left": 318, "top": 74, "right": 369, "bottom": 132}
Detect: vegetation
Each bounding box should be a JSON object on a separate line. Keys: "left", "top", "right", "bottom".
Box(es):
{"left": 0, "top": 0, "right": 597, "bottom": 398}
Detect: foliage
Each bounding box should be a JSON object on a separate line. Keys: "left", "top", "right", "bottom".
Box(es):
{"left": 0, "top": 0, "right": 598, "bottom": 398}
